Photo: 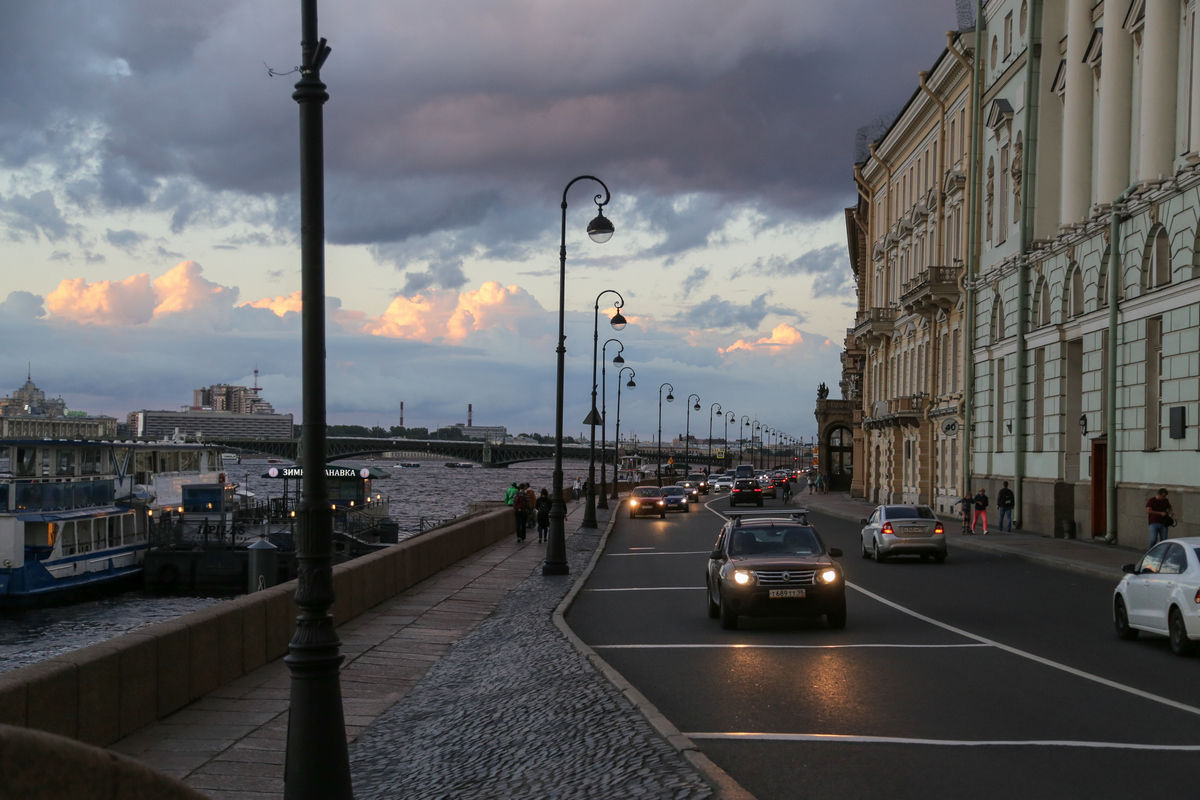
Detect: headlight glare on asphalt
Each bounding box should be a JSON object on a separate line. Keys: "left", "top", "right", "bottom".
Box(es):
{"left": 732, "top": 569, "right": 754, "bottom": 586}
{"left": 818, "top": 568, "right": 840, "bottom": 584}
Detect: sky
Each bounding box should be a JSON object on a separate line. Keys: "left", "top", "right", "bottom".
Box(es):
{"left": 1, "top": 0, "right": 965, "bottom": 444}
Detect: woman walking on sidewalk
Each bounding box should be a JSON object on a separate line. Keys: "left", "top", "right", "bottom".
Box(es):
{"left": 971, "top": 488, "right": 990, "bottom": 535}
{"left": 535, "top": 488, "right": 552, "bottom": 543}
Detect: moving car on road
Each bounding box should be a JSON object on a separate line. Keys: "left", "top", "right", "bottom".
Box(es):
{"left": 661, "top": 485, "right": 691, "bottom": 513}
{"left": 729, "top": 478, "right": 763, "bottom": 507}
{"left": 628, "top": 486, "right": 667, "bottom": 519}
{"left": 711, "top": 475, "right": 734, "bottom": 492}
{"left": 683, "top": 473, "right": 710, "bottom": 495}
{"left": 859, "top": 504, "right": 947, "bottom": 562}
{"left": 756, "top": 474, "right": 777, "bottom": 499}
{"left": 1113, "top": 537, "right": 1200, "bottom": 655}
{"left": 706, "top": 513, "right": 846, "bottom": 630}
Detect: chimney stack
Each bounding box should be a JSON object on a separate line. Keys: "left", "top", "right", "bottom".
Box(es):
{"left": 468, "top": 403, "right": 473, "bottom": 426}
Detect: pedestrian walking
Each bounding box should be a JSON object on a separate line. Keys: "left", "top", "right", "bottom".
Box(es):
{"left": 524, "top": 484, "right": 536, "bottom": 530}
{"left": 572, "top": 476, "right": 582, "bottom": 501}
{"left": 954, "top": 494, "right": 972, "bottom": 534}
{"left": 1146, "top": 488, "right": 1174, "bottom": 546}
{"left": 504, "top": 482, "right": 518, "bottom": 506}
{"left": 535, "top": 488, "right": 552, "bottom": 543}
{"left": 512, "top": 487, "right": 528, "bottom": 541}
{"left": 997, "top": 481, "right": 1015, "bottom": 532}
{"left": 822, "top": 473, "right": 830, "bottom": 494}
{"left": 971, "top": 488, "right": 990, "bottom": 535}
{"left": 808, "top": 473, "right": 816, "bottom": 494}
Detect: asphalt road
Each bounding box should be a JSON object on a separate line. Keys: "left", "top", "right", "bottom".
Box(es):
{"left": 565, "top": 490, "right": 1200, "bottom": 800}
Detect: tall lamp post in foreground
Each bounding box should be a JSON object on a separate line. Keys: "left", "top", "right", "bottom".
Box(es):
{"left": 584, "top": 291, "right": 626, "bottom": 528}
{"left": 545, "top": 175, "right": 614, "bottom": 576}
{"left": 657, "top": 382, "right": 675, "bottom": 484}
{"left": 684, "top": 393, "right": 700, "bottom": 473}
{"left": 598, "top": 337, "right": 624, "bottom": 510}
{"left": 284, "top": 4, "right": 351, "bottom": 797}
{"left": 613, "top": 366, "right": 635, "bottom": 499}
{"left": 708, "top": 402, "right": 722, "bottom": 471}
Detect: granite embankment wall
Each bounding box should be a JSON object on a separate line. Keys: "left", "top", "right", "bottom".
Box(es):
{"left": 0, "top": 506, "right": 513, "bottom": 748}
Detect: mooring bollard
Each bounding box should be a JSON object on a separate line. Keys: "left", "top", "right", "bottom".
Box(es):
{"left": 246, "top": 536, "right": 279, "bottom": 593}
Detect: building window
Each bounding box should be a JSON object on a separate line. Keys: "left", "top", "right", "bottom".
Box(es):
{"left": 1004, "top": 12, "right": 1014, "bottom": 58}
{"left": 1068, "top": 266, "right": 1084, "bottom": 317}
{"left": 1143, "top": 227, "right": 1171, "bottom": 290}
{"left": 1145, "top": 316, "right": 1162, "bottom": 450}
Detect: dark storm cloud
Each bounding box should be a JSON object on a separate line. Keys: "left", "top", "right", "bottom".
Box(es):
{"left": 1, "top": 191, "right": 79, "bottom": 242}
{"left": 0, "top": 292, "right": 46, "bottom": 319}
{"left": 6, "top": 0, "right": 960, "bottom": 260}
{"left": 755, "top": 244, "right": 855, "bottom": 298}
{"left": 402, "top": 260, "right": 469, "bottom": 294}
{"left": 106, "top": 228, "right": 148, "bottom": 251}
{"left": 669, "top": 294, "right": 795, "bottom": 330}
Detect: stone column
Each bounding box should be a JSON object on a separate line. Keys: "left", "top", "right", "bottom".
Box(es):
{"left": 1191, "top": 10, "right": 1200, "bottom": 154}
{"left": 1060, "top": 0, "right": 1095, "bottom": 224}
{"left": 1138, "top": 0, "right": 1180, "bottom": 180}
{"left": 1096, "top": 13, "right": 1133, "bottom": 199}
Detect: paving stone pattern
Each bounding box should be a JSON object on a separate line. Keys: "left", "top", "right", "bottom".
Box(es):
{"left": 349, "top": 524, "right": 714, "bottom": 800}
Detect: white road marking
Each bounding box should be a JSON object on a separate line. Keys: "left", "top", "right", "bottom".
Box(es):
{"left": 849, "top": 582, "right": 1200, "bottom": 718}
{"left": 685, "top": 732, "right": 1200, "bottom": 750}
{"left": 585, "top": 586, "right": 703, "bottom": 592}
{"left": 595, "top": 643, "right": 989, "bottom": 650}
{"left": 606, "top": 551, "right": 712, "bottom": 557}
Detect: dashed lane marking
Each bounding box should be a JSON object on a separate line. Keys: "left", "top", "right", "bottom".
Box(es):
{"left": 684, "top": 732, "right": 1200, "bottom": 750}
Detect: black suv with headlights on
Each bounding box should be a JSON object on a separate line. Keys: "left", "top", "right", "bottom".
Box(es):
{"left": 705, "top": 512, "right": 845, "bottom": 630}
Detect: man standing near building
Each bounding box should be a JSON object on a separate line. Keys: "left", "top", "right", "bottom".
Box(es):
{"left": 996, "top": 481, "right": 1015, "bottom": 533}
{"left": 972, "top": 488, "right": 990, "bottom": 536}
{"left": 1146, "top": 488, "right": 1174, "bottom": 546}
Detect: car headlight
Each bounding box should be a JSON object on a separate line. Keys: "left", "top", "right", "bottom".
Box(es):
{"left": 817, "top": 568, "right": 840, "bottom": 585}
{"left": 656, "top": 500, "right": 665, "bottom": 506}
{"left": 732, "top": 569, "right": 755, "bottom": 586}
{"left": 629, "top": 499, "right": 639, "bottom": 507}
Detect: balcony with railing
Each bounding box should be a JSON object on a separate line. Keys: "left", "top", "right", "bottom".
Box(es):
{"left": 862, "top": 394, "right": 925, "bottom": 430}
{"left": 899, "top": 265, "right": 963, "bottom": 314}
{"left": 850, "top": 307, "right": 898, "bottom": 344}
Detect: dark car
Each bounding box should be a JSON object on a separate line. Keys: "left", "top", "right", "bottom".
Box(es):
{"left": 729, "top": 478, "right": 763, "bottom": 507}
{"left": 661, "top": 485, "right": 691, "bottom": 512}
{"left": 706, "top": 514, "right": 846, "bottom": 630}
{"left": 628, "top": 486, "right": 666, "bottom": 518}
{"left": 683, "top": 473, "right": 710, "bottom": 495}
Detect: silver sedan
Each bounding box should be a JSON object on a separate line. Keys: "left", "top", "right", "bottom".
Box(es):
{"left": 860, "top": 504, "right": 947, "bottom": 562}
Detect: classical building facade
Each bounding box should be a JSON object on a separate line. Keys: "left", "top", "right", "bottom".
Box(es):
{"left": 834, "top": 31, "right": 974, "bottom": 512}
{"left": 970, "top": 0, "right": 1200, "bottom": 546}
{"left": 836, "top": 1, "right": 1200, "bottom": 547}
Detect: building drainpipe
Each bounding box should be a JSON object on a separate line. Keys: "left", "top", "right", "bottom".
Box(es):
{"left": 1012, "top": 0, "right": 1043, "bottom": 529}
{"left": 918, "top": 69, "right": 947, "bottom": 506}
{"left": 962, "top": 4, "right": 985, "bottom": 499}
{"left": 1104, "top": 183, "right": 1137, "bottom": 543}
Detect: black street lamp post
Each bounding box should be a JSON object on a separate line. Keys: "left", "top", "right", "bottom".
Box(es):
{"left": 724, "top": 411, "right": 734, "bottom": 470}
{"left": 584, "top": 291, "right": 626, "bottom": 528}
{"left": 284, "top": 4, "right": 351, "bottom": 798}
{"left": 684, "top": 394, "right": 700, "bottom": 474}
{"left": 739, "top": 415, "right": 750, "bottom": 462}
{"left": 707, "top": 403, "right": 721, "bottom": 471}
{"left": 613, "top": 367, "right": 635, "bottom": 500}
{"left": 753, "top": 421, "right": 760, "bottom": 469}
{"left": 598, "top": 337, "right": 624, "bottom": 510}
{"left": 657, "top": 382, "right": 674, "bottom": 485}
{"left": 545, "top": 176, "right": 614, "bottom": 575}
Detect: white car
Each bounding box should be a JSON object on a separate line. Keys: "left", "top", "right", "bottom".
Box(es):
{"left": 711, "top": 475, "right": 734, "bottom": 491}
{"left": 1113, "top": 537, "right": 1200, "bottom": 655}
{"left": 860, "top": 504, "right": 947, "bottom": 562}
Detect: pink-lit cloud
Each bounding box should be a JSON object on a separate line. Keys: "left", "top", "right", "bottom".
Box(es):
{"left": 719, "top": 323, "right": 804, "bottom": 354}
{"left": 363, "top": 281, "right": 542, "bottom": 342}
{"left": 44, "top": 261, "right": 238, "bottom": 326}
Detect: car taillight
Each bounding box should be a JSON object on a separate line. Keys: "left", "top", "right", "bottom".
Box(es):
{"left": 754, "top": 488, "right": 761, "bottom": 493}
{"left": 881, "top": 522, "right": 894, "bottom": 534}
{"left": 1194, "top": 588, "right": 1200, "bottom": 604}
{"left": 934, "top": 523, "right": 944, "bottom": 535}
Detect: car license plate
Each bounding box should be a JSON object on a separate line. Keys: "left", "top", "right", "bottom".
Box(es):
{"left": 769, "top": 588, "right": 806, "bottom": 599}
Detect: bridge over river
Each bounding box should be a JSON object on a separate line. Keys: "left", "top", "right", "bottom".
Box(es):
{"left": 205, "top": 436, "right": 733, "bottom": 470}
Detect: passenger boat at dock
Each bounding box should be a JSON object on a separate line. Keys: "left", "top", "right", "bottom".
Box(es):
{"left": 0, "top": 438, "right": 228, "bottom": 608}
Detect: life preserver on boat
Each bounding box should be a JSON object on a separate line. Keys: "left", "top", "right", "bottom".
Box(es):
{"left": 155, "top": 562, "right": 180, "bottom": 589}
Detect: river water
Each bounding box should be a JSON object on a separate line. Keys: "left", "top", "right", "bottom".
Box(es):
{"left": 0, "top": 456, "right": 578, "bottom": 674}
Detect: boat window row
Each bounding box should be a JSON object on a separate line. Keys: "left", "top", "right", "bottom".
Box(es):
{"left": 0, "top": 446, "right": 107, "bottom": 477}
{"left": 6, "top": 479, "right": 116, "bottom": 513}
{"left": 25, "top": 512, "right": 143, "bottom": 557}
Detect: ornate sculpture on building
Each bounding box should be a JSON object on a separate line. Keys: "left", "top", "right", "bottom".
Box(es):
{"left": 985, "top": 159, "right": 994, "bottom": 243}
{"left": 1011, "top": 138, "right": 1023, "bottom": 209}
{"left": 817, "top": 382, "right": 830, "bottom": 399}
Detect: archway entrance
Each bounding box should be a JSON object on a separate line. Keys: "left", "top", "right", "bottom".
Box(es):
{"left": 826, "top": 426, "right": 853, "bottom": 492}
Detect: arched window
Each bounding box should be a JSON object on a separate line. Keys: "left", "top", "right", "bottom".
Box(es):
{"left": 1036, "top": 280, "right": 1051, "bottom": 327}
{"left": 991, "top": 297, "right": 1006, "bottom": 340}
{"left": 1142, "top": 226, "right": 1171, "bottom": 290}
{"left": 1067, "top": 266, "right": 1083, "bottom": 318}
